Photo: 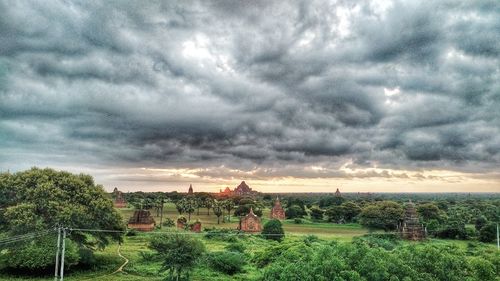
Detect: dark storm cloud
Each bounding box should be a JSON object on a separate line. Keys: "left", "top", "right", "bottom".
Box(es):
{"left": 1, "top": 0, "right": 499, "bottom": 179}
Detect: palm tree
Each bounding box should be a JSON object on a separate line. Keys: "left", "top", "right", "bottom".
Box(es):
{"left": 224, "top": 199, "right": 235, "bottom": 222}
{"left": 204, "top": 197, "right": 214, "bottom": 216}
{"left": 213, "top": 200, "right": 223, "bottom": 224}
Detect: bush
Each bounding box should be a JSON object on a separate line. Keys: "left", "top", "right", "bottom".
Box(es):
{"left": 478, "top": 223, "right": 496, "bottom": 243}
{"left": 204, "top": 227, "right": 242, "bottom": 242}
{"left": 262, "top": 219, "right": 285, "bottom": 242}
{"left": 207, "top": 251, "right": 246, "bottom": 275}
{"left": 126, "top": 229, "right": 138, "bottom": 236}
{"left": 225, "top": 242, "right": 246, "bottom": 253}
{"left": 303, "top": 235, "right": 321, "bottom": 245}
{"left": 162, "top": 218, "right": 175, "bottom": 227}
{"left": 293, "top": 218, "right": 303, "bottom": 224}
{"left": 286, "top": 205, "right": 306, "bottom": 219}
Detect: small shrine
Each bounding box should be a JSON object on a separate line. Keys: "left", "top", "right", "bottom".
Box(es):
{"left": 128, "top": 210, "right": 155, "bottom": 231}
{"left": 270, "top": 197, "right": 285, "bottom": 220}
{"left": 113, "top": 189, "right": 127, "bottom": 208}
{"left": 399, "top": 200, "right": 425, "bottom": 241}
{"left": 238, "top": 207, "right": 262, "bottom": 233}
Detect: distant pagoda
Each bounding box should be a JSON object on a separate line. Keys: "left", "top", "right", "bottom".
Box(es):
{"left": 188, "top": 184, "right": 194, "bottom": 195}
{"left": 399, "top": 200, "right": 425, "bottom": 240}
{"left": 270, "top": 197, "right": 285, "bottom": 220}
{"left": 112, "top": 188, "right": 127, "bottom": 208}
{"left": 335, "top": 188, "right": 341, "bottom": 197}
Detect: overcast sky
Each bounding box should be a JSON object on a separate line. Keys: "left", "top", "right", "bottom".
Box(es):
{"left": 1, "top": 0, "right": 499, "bottom": 193}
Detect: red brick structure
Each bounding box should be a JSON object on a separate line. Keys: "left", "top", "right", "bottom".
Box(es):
{"left": 270, "top": 197, "right": 285, "bottom": 220}
{"left": 218, "top": 181, "right": 257, "bottom": 197}
{"left": 113, "top": 188, "right": 127, "bottom": 208}
{"left": 188, "top": 184, "right": 194, "bottom": 195}
{"left": 238, "top": 207, "right": 262, "bottom": 233}
{"left": 399, "top": 200, "right": 425, "bottom": 241}
{"left": 190, "top": 221, "right": 202, "bottom": 233}
{"left": 128, "top": 210, "right": 155, "bottom": 231}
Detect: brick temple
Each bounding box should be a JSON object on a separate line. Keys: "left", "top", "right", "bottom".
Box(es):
{"left": 128, "top": 210, "right": 156, "bottom": 231}
{"left": 399, "top": 200, "right": 425, "bottom": 240}
{"left": 238, "top": 207, "right": 262, "bottom": 233}
{"left": 270, "top": 197, "right": 285, "bottom": 220}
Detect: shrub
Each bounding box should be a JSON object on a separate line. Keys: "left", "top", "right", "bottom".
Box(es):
{"left": 478, "top": 223, "right": 496, "bottom": 243}
{"left": 286, "top": 205, "right": 306, "bottom": 219}
{"left": 204, "top": 227, "right": 242, "bottom": 242}
{"left": 162, "top": 218, "right": 175, "bottom": 227}
{"left": 262, "top": 219, "right": 285, "bottom": 242}
{"left": 303, "top": 235, "right": 321, "bottom": 245}
{"left": 126, "top": 229, "right": 137, "bottom": 236}
{"left": 294, "top": 218, "right": 303, "bottom": 224}
{"left": 207, "top": 251, "right": 246, "bottom": 275}
{"left": 225, "top": 242, "right": 246, "bottom": 253}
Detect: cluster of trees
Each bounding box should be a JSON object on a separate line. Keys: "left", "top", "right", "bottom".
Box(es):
{"left": 259, "top": 236, "right": 499, "bottom": 281}
{"left": 0, "top": 168, "right": 124, "bottom": 272}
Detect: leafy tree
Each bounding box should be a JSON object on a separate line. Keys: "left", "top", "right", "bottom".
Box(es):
{"left": 478, "top": 223, "right": 497, "bottom": 243}
{"left": 417, "top": 203, "right": 442, "bottom": 223}
{"left": 262, "top": 219, "right": 285, "bottom": 242}
{"left": 474, "top": 215, "right": 488, "bottom": 231}
{"left": 309, "top": 207, "right": 324, "bottom": 220}
{"left": 149, "top": 233, "right": 205, "bottom": 281}
{"left": 176, "top": 197, "right": 196, "bottom": 221}
{"left": 234, "top": 204, "right": 263, "bottom": 217}
{"left": 359, "top": 201, "right": 403, "bottom": 231}
{"left": 285, "top": 205, "right": 306, "bottom": 219}
{"left": 0, "top": 168, "right": 124, "bottom": 270}
{"left": 326, "top": 206, "right": 344, "bottom": 223}
{"left": 341, "top": 201, "right": 362, "bottom": 222}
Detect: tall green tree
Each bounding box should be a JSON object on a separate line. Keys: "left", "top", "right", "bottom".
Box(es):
{"left": 0, "top": 168, "right": 124, "bottom": 270}
{"left": 359, "top": 201, "right": 403, "bottom": 231}
{"left": 149, "top": 233, "right": 205, "bottom": 281}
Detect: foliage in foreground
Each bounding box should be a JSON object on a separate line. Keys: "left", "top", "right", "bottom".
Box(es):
{"left": 0, "top": 168, "right": 124, "bottom": 271}
{"left": 149, "top": 233, "right": 205, "bottom": 281}
{"left": 262, "top": 219, "right": 285, "bottom": 242}
{"left": 259, "top": 238, "right": 499, "bottom": 281}
{"left": 206, "top": 251, "right": 246, "bottom": 275}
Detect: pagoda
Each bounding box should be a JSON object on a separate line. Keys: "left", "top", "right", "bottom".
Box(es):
{"left": 270, "top": 197, "right": 285, "bottom": 220}
{"left": 399, "top": 200, "right": 425, "bottom": 240}
{"left": 127, "top": 210, "right": 156, "bottom": 231}
{"left": 335, "top": 188, "right": 341, "bottom": 197}
{"left": 113, "top": 188, "right": 127, "bottom": 208}
{"left": 188, "top": 184, "right": 194, "bottom": 195}
{"left": 238, "top": 207, "right": 262, "bottom": 233}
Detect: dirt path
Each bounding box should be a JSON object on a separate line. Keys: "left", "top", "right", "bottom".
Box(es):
{"left": 111, "top": 244, "right": 129, "bottom": 274}
{"left": 80, "top": 244, "right": 129, "bottom": 281}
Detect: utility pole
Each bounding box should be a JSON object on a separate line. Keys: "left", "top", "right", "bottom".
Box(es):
{"left": 54, "top": 227, "right": 61, "bottom": 281}
{"left": 59, "top": 228, "right": 66, "bottom": 281}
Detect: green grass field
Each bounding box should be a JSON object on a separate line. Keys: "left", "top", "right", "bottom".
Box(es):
{"left": 0, "top": 205, "right": 496, "bottom": 281}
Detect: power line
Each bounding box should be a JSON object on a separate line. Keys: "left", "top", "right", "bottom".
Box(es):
{"left": 0, "top": 230, "right": 54, "bottom": 246}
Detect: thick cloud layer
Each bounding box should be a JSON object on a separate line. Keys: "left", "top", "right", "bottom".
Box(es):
{"left": 1, "top": 0, "right": 499, "bottom": 191}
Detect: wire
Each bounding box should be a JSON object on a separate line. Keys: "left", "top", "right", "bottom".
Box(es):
{"left": 0, "top": 230, "right": 54, "bottom": 246}
{"left": 0, "top": 229, "right": 53, "bottom": 243}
